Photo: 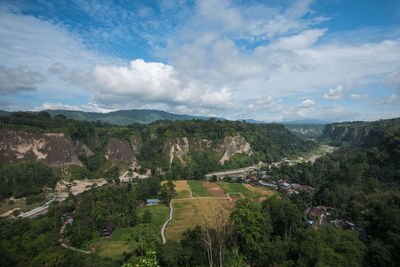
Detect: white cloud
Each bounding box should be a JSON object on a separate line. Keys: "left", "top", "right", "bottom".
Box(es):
{"left": 33, "top": 102, "right": 115, "bottom": 113}
{"left": 49, "top": 60, "right": 235, "bottom": 111}
{"left": 248, "top": 96, "right": 281, "bottom": 112}
{"left": 323, "top": 85, "right": 345, "bottom": 100}
{"left": 0, "top": 66, "right": 45, "bottom": 94}
{"left": 350, "top": 94, "right": 368, "bottom": 101}
{"left": 297, "top": 99, "right": 315, "bottom": 109}
{"left": 368, "top": 94, "right": 399, "bottom": 105}
{"left": 1, "top": 1, "right": 400, "bottom": 122}
{"left": 382, "top": 70, "right": 400, "bottom": 92}
{"left": 270, "top": 28, "right": 327, "bottom": 50}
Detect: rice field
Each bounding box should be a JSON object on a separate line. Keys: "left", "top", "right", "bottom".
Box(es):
{"left": 165, "top": 197, "right": 234, "bottom": 241}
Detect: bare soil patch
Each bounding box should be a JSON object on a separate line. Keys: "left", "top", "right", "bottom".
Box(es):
{"left": 203, "top": 181, "right": 226, "bottom": 197}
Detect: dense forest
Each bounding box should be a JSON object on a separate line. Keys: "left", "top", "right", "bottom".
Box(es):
{"left": 270, "top": 124, "right": 400, "bottom": 266}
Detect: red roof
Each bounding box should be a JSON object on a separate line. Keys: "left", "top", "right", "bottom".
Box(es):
{"left": 308, "top": 206, "right": 326, "bottom": 216}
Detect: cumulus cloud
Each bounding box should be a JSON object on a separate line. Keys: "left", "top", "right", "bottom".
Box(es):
{"left": 49, "top": 60, "right": 234, "bottom": 111}
{"left": 0, "top": 66, "right": 45, "bottom": 95}
{"left": 350, "top": 94, "right": 368, "bottom": 101}
{"left": 297, "top": 99, "right": 315, "bottom": 109}
{"left": 323, "top": 85, "right": 345, "bottom": 100}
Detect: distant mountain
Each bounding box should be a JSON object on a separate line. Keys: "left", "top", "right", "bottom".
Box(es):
{"left": 243, "top": 119, "right": 266, "bottom": 124}
{"left": 0, "top": 110, "right": 10, "bottom": 117}
{"left": 279, "top": 119, "right": 329, "bottom": 125}
{"left": 44, "top": 109, "right": 219, "bottom": 125}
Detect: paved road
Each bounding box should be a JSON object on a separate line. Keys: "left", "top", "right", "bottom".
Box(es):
{"left": 17, "top": 196, "right": 57, "bottom": 218}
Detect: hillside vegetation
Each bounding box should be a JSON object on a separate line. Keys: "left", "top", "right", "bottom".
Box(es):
{"left": 0, "top": 112, "right": 315, "bottom": 193}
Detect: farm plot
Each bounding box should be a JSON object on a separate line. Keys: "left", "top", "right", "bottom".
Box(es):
{"left": 203, "top": 182, "right": 226, "bottom": 197}
{"left": 165, "top": 198, "right": 234, "bottom": 241}
{"left": 187, "top": 180, "right": 211, "bottom": 197}
{"left": 217, "top": 181, "right": 250, "bottom": 198}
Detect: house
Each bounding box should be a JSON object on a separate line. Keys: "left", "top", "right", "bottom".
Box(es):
{"left": 306, "top": 206, "right": 331, "bottom": 227}
{"left": 101, "top": 220, "right": 115, "bottom": 238}
{"left": 146, "top": 199, "right": 159, "bottom": 206}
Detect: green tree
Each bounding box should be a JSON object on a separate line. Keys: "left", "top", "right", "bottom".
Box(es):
{"left": 230, "top": 199, "right": 272, "bottom": 263}
{"left": 142, "top": 210, "right": 152, "bottom": 224}
{"left": 125, "top": 224, "right": 160, "bottom": 256}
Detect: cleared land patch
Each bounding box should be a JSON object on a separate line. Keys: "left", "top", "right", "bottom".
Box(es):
{"left": 203, "top": 181, "right": 226, "bottom": 197}
{"left": 95, "top": 229, "right": 132, "bottom": 260}
{"left": 165, "top": 198, "right": 234, "bottom": 241}
{"left": 242, "top": 184, "right": 277, "bottom": 201}
{"left": 187, "top": 180, "right": 210, "bottom": 197}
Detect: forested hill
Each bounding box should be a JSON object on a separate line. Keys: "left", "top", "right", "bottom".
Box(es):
{"left": 271, "top": 119, "right": 400, "bottom": 265}
{"left": 320, "top": 117, "right": 400, "bottom": 145}
{"left": 44, "top": 109, "right": 215, "bottom": 125}
{"left": 0, "top": 112, "right": 316, "bottom": 184}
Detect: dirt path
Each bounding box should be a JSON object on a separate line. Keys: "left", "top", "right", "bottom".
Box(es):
{"left": 59, "top": 220, "right": 93, "bottom": 254}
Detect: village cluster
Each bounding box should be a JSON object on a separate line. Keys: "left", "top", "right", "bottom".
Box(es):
{"left": 216, "top": 169, "right": 366, "bottom": 241}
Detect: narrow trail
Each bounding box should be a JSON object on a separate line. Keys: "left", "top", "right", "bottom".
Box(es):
{"left": 59, "top": 220, "right": 93, "bottom": 254}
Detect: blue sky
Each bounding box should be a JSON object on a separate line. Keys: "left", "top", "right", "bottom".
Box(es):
{"left": 0, "top": 0, "right": 400, "bottom": 122}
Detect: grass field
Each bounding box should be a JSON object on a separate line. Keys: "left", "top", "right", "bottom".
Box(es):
{"left": 95, "top": 229, "right": 132, "bottom": 260}
{"left": 137, "top": 205, "right": 170, "bottom": 232}
{"left": 242, "top": 184, "right": 276, "bottom": 197}
{"left": 95, "top": 205, "right": 169, "bottom": 260}
{"left": 187, "top": 180, "right": 211, "bottom": 197}
{"left": 217, "top": 181, "right": 250, "bottom": 194}
{"left": 165, "top": 198, "right": 234, "bottom": 241}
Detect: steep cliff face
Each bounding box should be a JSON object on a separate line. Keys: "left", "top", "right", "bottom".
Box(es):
{"left": 105, "top": 138, "right": 135, "bottom": 162}
{"left": 216, "top": 134, "right": 253, "bottom": 164}
{"left": 163, "top": 134, "right": 253, "bottom": 166}
{"left": 0, "top": 129, "right": 81, "bottom": 166}
{"left": 321, "top": 124, "right": 371, "bottom": 144}
{"left": 129, "top": 134, "right": 142, "bottom": 154}
{"left": 164, "top": 137, "right": 190, "bottom": 166}
{"left": 285, "top": 124, "right": 325, "bottom": 139}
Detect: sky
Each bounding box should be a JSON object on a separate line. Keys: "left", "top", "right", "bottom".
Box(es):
{"left": 0, "top": 0, "right": 400, "bottom": 122}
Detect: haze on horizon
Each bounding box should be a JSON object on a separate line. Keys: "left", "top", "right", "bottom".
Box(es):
{"left": 0, "top": 0, "right": 400, "bottom": 123}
